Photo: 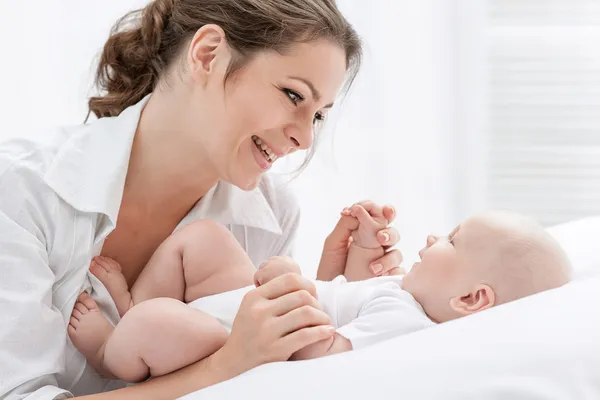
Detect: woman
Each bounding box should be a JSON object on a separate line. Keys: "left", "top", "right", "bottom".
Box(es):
{"left": 0, "top": 0, "right": 403, "bottom": 399}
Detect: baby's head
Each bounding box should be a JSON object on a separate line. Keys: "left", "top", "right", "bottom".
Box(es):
{"left": 401, "top": 210, "right": 572, "bottom": 323}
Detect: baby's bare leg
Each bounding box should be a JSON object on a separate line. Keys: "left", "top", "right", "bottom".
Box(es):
{"left": 95, "top": 220, "right": 255, "bottom": 316}
{"left": 94, "top": 220, "right": 256, "bottom": 316}
{"left": 104, "top": 298, "right": 228, "bottom": 381}
{"left": 179, "top": 220, "right": 256, "bottom": 302}
{"left": 70, "top": 295, "right": 228, "bottom": 382}
{"left": 90, "top": 257, "right": 133, "bottom": 317}
{"left": 131, "top": 219, "right": 256, "bottom": 305}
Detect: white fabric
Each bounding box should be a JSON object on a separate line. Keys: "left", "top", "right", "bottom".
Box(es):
{"left": 189, "top": 276, "right": 434, "bottom": 349}
{"left": 0, "top": 95, "right": 300, "bottom": 400}
{"left": 326, "top": 276, "right": 434, "bottom": 349}
{"left": 184, "top": 275, "right": 600, "bottom": 400}
{"left": 181, "top": 220, "right": 600, "bottom": 400}
{"left": 546, "top": 216, "right": 600, "bottom": 280}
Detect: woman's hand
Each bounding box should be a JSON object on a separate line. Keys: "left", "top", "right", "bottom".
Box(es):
{"left": 317, "top": 201, "right": 404, "bottom": 281}
{"left": 213, "top": 273, "right": 335, "bottom": 375}
{"left": 254, "top": 256, "right": 302, "bottom": 287}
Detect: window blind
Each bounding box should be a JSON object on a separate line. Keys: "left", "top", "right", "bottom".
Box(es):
{"left": 485, "top": 0, "right": 600, "bottom": 226}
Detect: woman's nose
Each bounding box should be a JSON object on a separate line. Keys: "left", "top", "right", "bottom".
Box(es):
{"left": 285, "top": 121, "right": 314, "bottom": 151}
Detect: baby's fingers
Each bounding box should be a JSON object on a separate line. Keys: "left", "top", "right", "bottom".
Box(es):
{"left": 350, "top": 204, "right": 373, "bottom": 226}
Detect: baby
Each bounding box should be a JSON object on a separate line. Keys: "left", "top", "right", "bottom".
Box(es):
{"left": 68, "top": 206, "right": 572, "bottom": 382}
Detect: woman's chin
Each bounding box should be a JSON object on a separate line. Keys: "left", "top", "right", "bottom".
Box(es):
{"left": 229, "top": 172, "right": 262, "bottom": 191}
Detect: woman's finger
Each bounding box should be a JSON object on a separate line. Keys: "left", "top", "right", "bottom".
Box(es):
{"left": 370, "top": 249, "right": 403, "bottom": 275}
{"left": 277, "top": 325, "right": 336, "bottom": 359}
{"left": 382, "top": 204, "right": 396, "bottom": 223}
{"left": 257, "top": 273, "right": 318, "bottom": 300}
{"left": 377, "top": 227, "right": 400, "bottom": 247}
{"left": 277, "top": 305, "right": 333, "bottom": 336}
{"left": 270, "top": 289, "right": 323, "bottom": 317}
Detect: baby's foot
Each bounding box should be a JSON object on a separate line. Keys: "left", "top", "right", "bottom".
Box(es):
{"left": 68, "top": 292, "right": 115, "bottom": 378}
{"left": 90, "top": 256, "right": 132, "bottom": 317}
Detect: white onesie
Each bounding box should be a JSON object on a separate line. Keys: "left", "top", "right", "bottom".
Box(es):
{"left": 188, "top": 275, "right": 435, "bottom": 350}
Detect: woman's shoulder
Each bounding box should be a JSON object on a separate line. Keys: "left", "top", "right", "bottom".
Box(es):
{"left": 0, "top": 126, "right": 78, "bottom": 182}
{"left": 0, "top": 126, "right": 81, "bottom": 232}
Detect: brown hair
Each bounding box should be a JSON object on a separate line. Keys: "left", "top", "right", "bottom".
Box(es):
{"left": 88, "top": 0, "right": 362, "bottom": 119}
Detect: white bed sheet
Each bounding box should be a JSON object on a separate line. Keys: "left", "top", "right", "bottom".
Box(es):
{"left": 181, "top": 217, "right": 600, "bottom": 400}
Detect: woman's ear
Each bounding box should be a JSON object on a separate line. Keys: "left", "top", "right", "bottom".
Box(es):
{"left": 449, "top": 284, "right": 496, "bottom": 316}
{"left": 187, "top": 24, "right": 230, "bottom": 85}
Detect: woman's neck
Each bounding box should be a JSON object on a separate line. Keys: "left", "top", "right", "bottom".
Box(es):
{"left": 124, "top": 90, "right": 219, "bottom": 214}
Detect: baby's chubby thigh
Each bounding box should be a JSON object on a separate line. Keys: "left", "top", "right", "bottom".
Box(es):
{"left": 104, "top": 297, "right": 228, "bottom": 380}
{"left": 178, "top": 219, "right": 257, "bottom": 300}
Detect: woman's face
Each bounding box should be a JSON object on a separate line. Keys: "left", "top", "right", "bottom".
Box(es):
{"left": 186, "top": 37, "right": 348, "bottom": 190}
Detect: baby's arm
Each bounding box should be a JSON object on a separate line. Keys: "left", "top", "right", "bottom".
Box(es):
{"left": 292, "top": 284, "right": 434, "bottom": 361}
{"left": 344, "top": 245, "right": 385, "bottom": 282}
{"left": 343, "top": 205, "right": 387, "bottom": 282}
{"left": 289, "top": 333, "right": 352, "bottom": 360}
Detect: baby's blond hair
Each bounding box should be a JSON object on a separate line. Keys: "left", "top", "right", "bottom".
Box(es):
{"left": 468, "top": 211, "right": 572, "bottom": 305}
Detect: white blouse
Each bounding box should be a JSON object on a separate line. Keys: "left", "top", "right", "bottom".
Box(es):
{"left": 0, "top": 96, "right": 300, "bottom": 399}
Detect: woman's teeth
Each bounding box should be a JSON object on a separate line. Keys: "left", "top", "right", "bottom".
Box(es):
{"left": 252, "top": 135, "right": 278, "bottom": 163}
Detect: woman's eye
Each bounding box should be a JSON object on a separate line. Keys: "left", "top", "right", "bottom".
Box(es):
{"left": 284, "top": 89, "right": 303, "bottom": 105}
{"left": 313, "top": 112, "right": 326, "bottom": 124}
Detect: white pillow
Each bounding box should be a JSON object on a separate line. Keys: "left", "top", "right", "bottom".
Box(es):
{"left": 547, "top": 215, "right": 600, "bottom": 280}
{"left": 185, "top": 276, "right": 600, "bottom": 400}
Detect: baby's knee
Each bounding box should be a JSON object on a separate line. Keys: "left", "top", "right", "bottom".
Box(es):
{"left": 179, "top": 219, "right": 233, "bottom": 242}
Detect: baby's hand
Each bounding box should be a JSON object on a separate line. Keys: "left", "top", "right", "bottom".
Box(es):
{"left": 345, "top": 204, "right": 389, "bottom": 249}
{"left": 254, "top": 256, "right": 302, "bottom": 287}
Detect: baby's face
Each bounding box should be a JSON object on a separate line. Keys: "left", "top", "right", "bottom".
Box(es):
{"left": 402, "top": 211, "right": 572, "bottom": 323}
{"left": 401, "top": 218, "right": 490, "bottom": 322}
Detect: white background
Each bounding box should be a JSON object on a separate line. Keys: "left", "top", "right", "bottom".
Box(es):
{"left": 1, "top": 1, "right": 598, "bottom": 277}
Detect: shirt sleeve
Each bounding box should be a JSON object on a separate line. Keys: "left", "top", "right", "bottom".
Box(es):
{"left": 336, "top": 283, "right": 435, "bottom": 350}
{"left": 0, "top": 208, "right": 72, "bottom": 400}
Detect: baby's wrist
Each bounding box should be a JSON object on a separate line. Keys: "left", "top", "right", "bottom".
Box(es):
{"left": 350, "top": 239, "right": 383, "bottom": 251}
{"left": 349, "top": 242, "right": 385, "bottom": 256}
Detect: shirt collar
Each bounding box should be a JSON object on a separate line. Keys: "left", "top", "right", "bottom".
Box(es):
{"left": 44, "top": 95, "right": 282, "bottom": 235}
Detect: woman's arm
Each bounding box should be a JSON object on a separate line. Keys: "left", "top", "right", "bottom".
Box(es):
{"left": 77, "top": 350, "right": 238, "bottom": 399}
{"left": 78, "top": 273, "right": 335, "bottom": 399}
{"left": 0, "top": 209, "right": 74, "bottom": 400}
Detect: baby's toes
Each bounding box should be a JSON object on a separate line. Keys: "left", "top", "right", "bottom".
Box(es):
{"left": 97, "top": 256, "right": 122, "bottom": 273}
{"left": 89, "top": 259, "right": 107, "bottom": 279}
{"left": 76, "top": 292, "right": 98, "bottom": 311}
{"left": 69, "top": 316, "right": 79, "bottom": 331}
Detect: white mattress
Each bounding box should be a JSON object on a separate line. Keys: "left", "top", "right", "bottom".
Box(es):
{"left": 180, "top": 217, "right": 600, "bottom": 400}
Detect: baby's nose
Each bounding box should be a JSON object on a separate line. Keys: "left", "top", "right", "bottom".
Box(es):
{"left": 426, "top": 235, "right": 437, "bottom": 247}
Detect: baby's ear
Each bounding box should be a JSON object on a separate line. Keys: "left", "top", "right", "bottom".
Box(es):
{"left": 449, "top": 284, "right": 496, "bottom": 316}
